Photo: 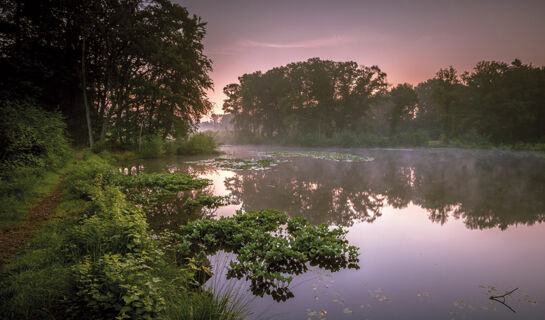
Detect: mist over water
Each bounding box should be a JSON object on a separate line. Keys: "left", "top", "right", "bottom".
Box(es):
{"left": 122, "top": 145, "right": 545, "bottom": 319}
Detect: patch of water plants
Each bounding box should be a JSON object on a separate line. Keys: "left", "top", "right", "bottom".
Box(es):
{"left": 172, "top": 209, "right": 360, "bottom": 302}
{"left": 257, "top": 151, "right": 374, "bottom": 162}
{"left": 1, "top": 152, "right": 361, "bottom": 318}
{"left": 186, "top": 157, "right": 286, "bottom": 170}
{"left": 0, "top": 154, "right": 248, "bottom": 320}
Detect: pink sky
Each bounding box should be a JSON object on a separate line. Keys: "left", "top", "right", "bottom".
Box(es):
{"left": 176, "top": 0, "right": 545, "bottom": 114}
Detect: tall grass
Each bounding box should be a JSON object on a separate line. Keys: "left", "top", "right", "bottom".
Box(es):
{"left": 160, "top": 254, "right": 254, "bottom": 320}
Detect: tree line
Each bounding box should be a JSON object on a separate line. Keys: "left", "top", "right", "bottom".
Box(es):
{"left": 221, "top": 58, "right": 545, "bottom": 146}
{"left": 1, "top": 0, "right": 212, "bottom": 146}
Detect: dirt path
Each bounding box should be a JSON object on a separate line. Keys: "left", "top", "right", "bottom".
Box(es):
{"left": 0, "top": 185, "right": 63, "bottom": 265}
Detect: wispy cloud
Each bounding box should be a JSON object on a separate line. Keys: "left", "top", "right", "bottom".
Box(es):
{"left": 240, "top": 35, "right": 354, "bottom": 49}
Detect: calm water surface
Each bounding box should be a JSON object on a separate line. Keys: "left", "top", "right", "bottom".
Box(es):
{"left": 122, "top": 146, "right": 545, "bottom": 319}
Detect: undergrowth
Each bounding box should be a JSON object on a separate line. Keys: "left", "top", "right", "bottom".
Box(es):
{"left": 0, "top": 153, "right": 249, "bottom": 320}
{"left": 0, "top": 101, "right": 73, "bottom": 231}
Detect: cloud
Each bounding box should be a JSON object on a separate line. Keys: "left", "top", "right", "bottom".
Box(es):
{"left": 239, "top": 35, "right": 354, "bottom": 49}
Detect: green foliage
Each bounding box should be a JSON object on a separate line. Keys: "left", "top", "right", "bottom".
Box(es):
{"left": 0, "top": 153, "right": 243, "bottom": 320}
{"left": 90, "top": 140, "right": 108, "bottom": 154}
{"left": 223, "top": 58, "right": 388, "bottom": 141}
{"left": 0, "top": 101, "right": 72, "bottom": 230}
{"left": 0, "top": 101, "right": 71, "bottom": 169}
{"left": 1, "top": 0, "right": 213, "bottom": 144}
{"left": 120, "top": 172, "right": 211, "bottom": 208}
{"left": 70, "top": 254, "right": 166, "bottom": 320}
{"left": 120, "top": 173, "right": 209, "bottom": 193}
{"left": 330, "top": 131, "right": 361, "bottom": 148}
{"left": 389, "top": 130, "right": 430, "bottom": 147}
{"left": 177, "top": 132, "right": 219, "bottom": 155}
{"left": 0, "top": 219, "right": 75, "bottom": 319}
{"left": 174, "top": 209, "right": 360, "bottom": 302}
{"left": 163, "top": 289, "right": 250, "bottom": 320}
{"left": 389, "top": 83, "right": 418, "bottom": 136}
{"left": 221, "top": 59, "right": 545, "bottom": 149}
{"left": 63, "top": 153, "right": 210, "bottom": 206}
{"left": 184, "top": 195, "right": 230, "bottom": 210}
{"left": 140, "top": 135, "right": 167, "bottom": 159}
{"left": 66, "top": 192, "right": 155, "bottom": 260}
{"left": 63, "top": 155, "right": 122, "bottom": 201}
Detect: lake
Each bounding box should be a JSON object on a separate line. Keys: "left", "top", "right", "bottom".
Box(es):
{"left": 121, "top": 145, "right": 545, "bottom": 319}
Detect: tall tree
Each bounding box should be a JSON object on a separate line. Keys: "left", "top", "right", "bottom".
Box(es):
{"left": 0, "top": 0, "right": 213, "bottom": 144}
{"left": 431, "top": 66, "right": 460, "bottom": 141}
{"left": 388, "top": 83, "right": 417, "bottom": 136}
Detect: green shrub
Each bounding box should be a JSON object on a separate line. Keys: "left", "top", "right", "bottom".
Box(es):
{"left": 0, "top": 101, "right": 72, "bottom": 230}
{"left": 70, "top": 253, "right": 166, "bottom": 320}
{"left": 177, "top": 132, "right": 219, "bottom": 155}
{"left": 90, "top": 140, "right": 107, "bottom": 154}
{"left": 140, "top": 135, "right": 166, "bottom": 159}
{"left": 66, "top": 192, "right": 156, "bottom": 259}
{"left": 390, "top": 130, "right": 430, "bottom": 147}
{"left": 294, "top": 133, "right": 323, "bottom": 147}
{"left": 331, "top": 131, "right": 358, "bottom": 147}
{"left": 0, "top": 101, "right": 71, "bottom": 169}
{"left": 63, "top": 155, "right": 122, "bottom": 201}
{"left": 451, "top": 130, "right": 492, "bottom": 148}
{"left": 164, "top": 140, "right": 178, "bottom": 156}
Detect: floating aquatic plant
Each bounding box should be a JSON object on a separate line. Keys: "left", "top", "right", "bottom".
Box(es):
{"left": 173, "top": 209, "right": 360, "bottom": 302}
{"left": 258, "top": 151, "right": 374, "bottom": 162}
{"left": 186, "top": 157, "right": 286, "bottom": 170}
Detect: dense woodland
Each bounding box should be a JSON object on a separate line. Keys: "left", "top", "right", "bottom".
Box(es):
{"left": 1, "top": 0, "right": 213, "bottom": 147}
{"left": 221, "top": 58, "right": 545, "bottom": 147}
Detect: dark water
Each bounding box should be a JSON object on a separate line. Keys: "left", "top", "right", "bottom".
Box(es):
{"left": 121, "top": 146, "right": 545, "bottom": 319}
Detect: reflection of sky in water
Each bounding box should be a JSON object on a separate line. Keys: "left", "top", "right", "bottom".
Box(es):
{"left": 196, "top": 169, "right": 242, "bottom": 217}
{"left": 120, "top": 146, "right": 545, "bottom": 319}
{"left": 238, "top": 205, "right": 545, "bottom": 320}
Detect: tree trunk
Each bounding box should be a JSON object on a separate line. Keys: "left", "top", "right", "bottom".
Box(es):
{"left": 81, "top": 37, "right": 94, "bottom": 147}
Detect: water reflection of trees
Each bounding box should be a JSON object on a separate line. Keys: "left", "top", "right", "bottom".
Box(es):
{"left": 224, "top": 151, "right": 545, "bottom": 230}
{"left": 118, "top": 163, "right": 220, "bottom": 232}
{"left": 145, "top": 190, "right": 218, "bottom": 232}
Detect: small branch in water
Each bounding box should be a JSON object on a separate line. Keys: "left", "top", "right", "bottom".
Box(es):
{"left": 490, "top": 287, "right": 518, "bottom": 300}
{"left": 490, "top": 288, "right": 518, "bottom": 313}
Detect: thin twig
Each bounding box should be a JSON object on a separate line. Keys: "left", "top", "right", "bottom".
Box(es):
{"left": 490, "top": 287, "right": 518, "bottom": 300}
{"left": 489, "top": 287, "right": 518, "bottom": 313}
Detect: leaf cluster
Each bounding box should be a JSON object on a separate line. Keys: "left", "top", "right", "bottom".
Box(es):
{"left": 174, "top": 209, "right": 360, "bottom": 301}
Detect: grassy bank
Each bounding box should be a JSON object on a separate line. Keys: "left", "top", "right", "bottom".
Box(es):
{"left": 0, "top": 153, "right": 249, "bottom": 319}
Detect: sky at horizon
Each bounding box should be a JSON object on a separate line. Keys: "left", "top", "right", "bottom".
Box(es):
{"left": 174, "top": 0, "right": 545, "bottom": 114}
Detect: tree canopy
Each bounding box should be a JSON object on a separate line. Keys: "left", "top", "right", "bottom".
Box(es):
{"left": 222, "top": 58, "right": 388, "bottom": 140}
{"left": 1, "top": 0, "right": 213, "bottom": 145}
{"left": 222, "top": 58, "right": 545, "bottom": 146}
